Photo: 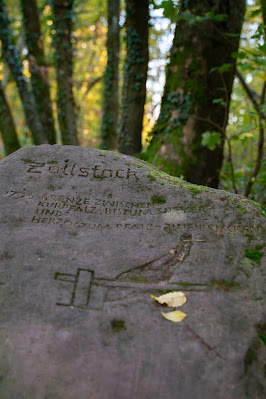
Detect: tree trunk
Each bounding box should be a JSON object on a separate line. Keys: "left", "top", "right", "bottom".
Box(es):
{"left": 0, "top": 0, "right": 47, "bottom": 145}
{"left": 101, "top": 0, "right": 120, "bottom": 150}
{"left": 51, "top": 0, "right": 78, "bottom": 146}
{"left": 0, "top": 83, "right": 20, "bottom": 155}
{"left": 119, "top": 0, "right": 149, "bottom": 155}
{"left": 20, "top": 0, "right": 56, "bottom": 145}
{"left": 144, "top": 0, "right": 245, "bottom": 188}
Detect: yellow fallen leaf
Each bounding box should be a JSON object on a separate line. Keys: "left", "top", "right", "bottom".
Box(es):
{"left": 161, "top": 310, "right": 187, "bottom": 322}
{"left": 150, "top": 291, "right": 187, "bottom": 307}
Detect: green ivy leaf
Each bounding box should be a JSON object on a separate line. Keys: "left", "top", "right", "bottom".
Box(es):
{"left": 238, "top": 61, "right": 253, "bottom": 71}
{"left": 161, "top": 0, "right": 176, "bottom": 21}
{"left": 242, "top": 124, "right": 254, "bottom": 132}
{"left": 250, "top": 9, "right": 261, "bottom": 17}
{"left": 218, "top": 63, "right": 232, "bottom": 72}
{"left": 201, "top": 132, "right": 222, "bottom": 151}
{"left": 231, "top": 51, "right": 246, "bottom": 59}
{"left": 213, "top": 98, "right": 227, "bottom": 107}
{"left": 225, "top": 33, "right": 240, "bottom": 38}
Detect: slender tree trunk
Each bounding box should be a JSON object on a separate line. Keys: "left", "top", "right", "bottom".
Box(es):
{"left": 0, "top": 0, "right": 47, "bottom": 145}
{"left": 51, "top": 0, "right": 78, "bottom": 146}
{"left": 144, "top": 0, "right": 245, "bottom": 188}
{"left": 0, "top": 83, "right": 20, "bottom": 155}
{"left": 119, "top": 0, "right": 149, "bottom": 155}
{"left": 20, "top": 0, "right": 56, "bottom": 145}
{"left": 101, "top": 0, "right": 120, "bottom": 150}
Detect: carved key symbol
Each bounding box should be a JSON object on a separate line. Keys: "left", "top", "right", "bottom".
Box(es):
{"left": 54, "top": 234, "right": 207, "bottom": 310}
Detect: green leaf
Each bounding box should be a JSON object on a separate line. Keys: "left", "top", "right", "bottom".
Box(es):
{"left": 242, "top": 124, "right": 254, "bottom": 132}
{"left": 250, "top": 9, "right": 261, "bottom": 17}
{"left": 238, "top": 61, "right": 253, "bottom": 71}
{"left": 201, "top": 132, "right": 222, "bottom": 151}
{"left": 225, "top": 33, "right": 240, "bottom": 38}
{"left": 218, "top": 63, "right": 232, "bottom": 72}
{"left": 259, "top": 43, "right": 266, "bottom": 54}
{"left": 231, "top": 136, "right": 240, "bottom": 141}
{"left": 161, "top": 0, "right": 176, "bottom": 21}
{"left": 212, "top": 98, "right": 227, "bottom": 107}
{"left": 248, "top": 110, "right": 258, "bottom": 116}
{"left": 231, "top": 51, "right": 246, "bottom": 60}
{"left": 209, "top": 66, "right": 218, "bottom": 74}
{"left": 178, "top": 12, "right": 198, "bottom": 25}
{"left": 211, "top": 13, "right": 228, "bottom": 21}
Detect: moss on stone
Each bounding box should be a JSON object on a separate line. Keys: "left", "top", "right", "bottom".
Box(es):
{"left": 212, "top": 280, "right": 240, "bottom": 292}
{"left": 151, "top": 195, "right": 166, "bottom": 204}
{"left": 240, "top": 198, "right": 266, "bottom": 217}
{"left": 147, "top": 173, "right": 157, "bottom": 181}
{"left": 185, "top": 186, "right": 201, "bottom": 195}
{"left": 245, "top": 347, "right": 258, "bottom": 368}
{"left": 237, "top": 203, "right": 248, "bottom": 214}
{"left": 111, "top": 319, "right": 126, "bottom": 332}
{"left": 132, "top": 278, "right": 149, "bottom": 284}
{"left": 245, "top": 249, "right": 264, "bottom": 265}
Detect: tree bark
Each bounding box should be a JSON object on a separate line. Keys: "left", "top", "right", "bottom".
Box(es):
{"left": 101, "top": 0, "right": 120, "bottom": 150}
{"left": 0, "top": 83, "right": 20, "bottom": 155}
{"left": 144, "top": 0, "right": 246, "bottom": 188}
{"left": 51, "top": 0, "right": 78, "bottom": 146}
{"left": 20, "top": 0, "right": 56, "bottom": 145}
{"left": 119, "top": 0, "right": 149, "bottom": 155}
{"left": 0, "top": 0, "right": 47, "bottom": 145}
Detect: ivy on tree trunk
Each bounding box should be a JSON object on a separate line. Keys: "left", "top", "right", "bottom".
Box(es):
{"left": 51, "top": 0, "right": 78, "bottom": 145}
{"left": 20, "top": 0, "right": 56, "bottom": 145}
{"left": 0, "top": 83, "right": 20, "bottom": 155}
{"left": 144, "top": 0, "right": 246, "bottom": 188}
{"left": 119, "top": 0, "right": 149, "bottom": 156}
{"left": 0, "top": 0, "right": 47, "bottom": 145}
{"left": 101, "top": 0, "right": 120, "bottom": 150}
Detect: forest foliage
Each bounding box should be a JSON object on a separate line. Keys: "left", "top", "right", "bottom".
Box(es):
{"left": 0, "top": 0, "right": 265, "bottom": 206}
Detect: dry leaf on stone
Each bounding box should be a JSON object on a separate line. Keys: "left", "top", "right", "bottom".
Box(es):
{"left": 161, "top": 310, "right": 187, "bottom": 322}
{"left": 151, "top": 291, "right": 187, "bottom": 307}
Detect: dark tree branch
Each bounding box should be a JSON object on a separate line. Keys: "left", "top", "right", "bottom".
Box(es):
{"left": 225, "top": 135, "right": 238, "bottom": 194}
{"left": 236, "top": 68, "right": 265, "bottom": 121}
{"left": 84, "top": 76, "right": 102, "bottom": 98}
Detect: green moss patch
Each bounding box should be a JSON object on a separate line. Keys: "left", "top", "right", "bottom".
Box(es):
{"left": 147, "top": 173, "right": 157, "bottom": 181}
{"left": 244, "top": 249, "right": 264, "bottom": 265}
{"left": 111, "top": 319, "right": 126, "bottom": 332}
{"left": 185, "top": 186, "right": 201, "bottom": 195}
{"left": 151, "top": 195, "right": 166, "bottom": 204}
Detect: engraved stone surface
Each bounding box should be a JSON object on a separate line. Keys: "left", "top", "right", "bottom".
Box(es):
{"left": 0, "top": 144, "right": 265, "bottom": 399}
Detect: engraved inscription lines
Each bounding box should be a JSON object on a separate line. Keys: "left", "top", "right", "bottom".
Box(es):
{"left": 24, "top": 160, "right": 140, "bottom": 180}
{"left": 2, "top": 190, "right": 263, "bottom": 234}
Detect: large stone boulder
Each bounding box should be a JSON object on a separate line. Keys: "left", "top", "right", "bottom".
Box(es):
{"left": 0, "top": 145, "right": 265, "bottom": 398}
